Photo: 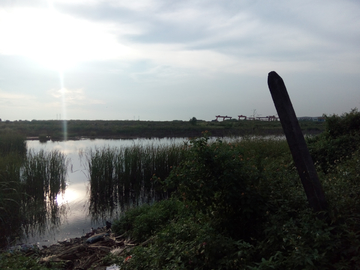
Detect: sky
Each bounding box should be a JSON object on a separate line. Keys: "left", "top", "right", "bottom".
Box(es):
{"left": 0, "top": 0, "right": 359, "bottom": 121}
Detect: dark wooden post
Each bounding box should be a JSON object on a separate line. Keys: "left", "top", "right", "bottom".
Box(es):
{"left": 267, "top": 71, "right": 327, "bottom": 212}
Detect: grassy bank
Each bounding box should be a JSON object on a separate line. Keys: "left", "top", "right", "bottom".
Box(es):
{"left": 0, "top": 119, "right": 324, "bottom": 140}
{"left": 103, "top": 109, "right": 360, "bottom": 269}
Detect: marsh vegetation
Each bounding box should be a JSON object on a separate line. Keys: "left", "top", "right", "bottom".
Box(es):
{"left": 0, "top": 133, "right": 68, "bottom": 248}
{"left": 83, "top": 143, "right": 187, "bottom": 219}
{"left": 0, "top": 118, "right": 324, "bottom": 140}
{"left": 1, "top": 110, "right": 358, "bottom": 269}
{"left": 101, "top": 109, "right": 360, "bottom": 269}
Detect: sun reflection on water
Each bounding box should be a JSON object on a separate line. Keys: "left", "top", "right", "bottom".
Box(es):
{"left": 59, "top": 72, "right": 68, "bottom": 141}
{"left": 56, "top": 188, "right": 80, "bottom": 206}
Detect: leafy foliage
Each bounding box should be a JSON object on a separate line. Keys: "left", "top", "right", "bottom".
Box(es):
{"left": 112, "top": 199, "right": 183, "bottom": 242}
{"left": 165, "top": 132, "right": 266, "bottom": 239}
{"left": 308, "top": 108, "right": 360, "bottom": 173}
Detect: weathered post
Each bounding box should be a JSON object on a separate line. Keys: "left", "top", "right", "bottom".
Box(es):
{"left": 267, "top": 71, "right": 327, "bottom": 213}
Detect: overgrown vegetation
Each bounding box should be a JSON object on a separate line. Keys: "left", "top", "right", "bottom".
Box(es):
{"left": 0, "top": 132, "right": 27, "bottom": 247}
{"left": 106, "top": 109, "right": 360, "bottom": 269}
{"left": 308, "top": 108, "right": 360, "bottom": 173}
{"left": 0, "top": 119, "right": 324, "bottom": 140}
{"left": 0, "top": 252, "right": 62, "bottom": 270}
{"left": 0, "top": 109, "right": 355, "bottom": 269}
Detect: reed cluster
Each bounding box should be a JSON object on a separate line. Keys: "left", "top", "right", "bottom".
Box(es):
{"left": 0, "top": 131, "right": 68, "bottom": 247}
{"left": 0, "top": 132, "right": 26, "bottom": 156}
{"left": 21, "top": 149, "right": 68, "bottom": 234}
{"left": 84, "top": 143, "right": 187, "bottom": 219}
{"left": 0, "top": 133, "right": 26, "bottom": 246}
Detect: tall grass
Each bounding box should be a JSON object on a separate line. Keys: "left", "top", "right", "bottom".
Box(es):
{"left": 84, "top": 143, "right": 187, "bottom": 219}
{"left": 0, "top": 132, "right": 26, "bottom": 156}
{"left": 21, "top": 149, "right": 68, "bottom": 235}
{"left": 0, "top": 133, "right": 26, "bottom": 247}
{"left": 0, "top": 134, "right": 68, "bottom": 248}
{"left": 0, "top": 153, "right": 23, "bottom": 247}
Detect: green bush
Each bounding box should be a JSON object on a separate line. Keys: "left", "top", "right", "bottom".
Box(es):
{"left": 308, "top": 108, "right": 360, "bottom": 173}
{"left": 165, "top": 132, "right": 266, "bottom": 239}
{"left": 122, "top": 214, "right": 253, "bottom": 270}
{"left": 112, "top": 199, "right": 183, "bottom": 242}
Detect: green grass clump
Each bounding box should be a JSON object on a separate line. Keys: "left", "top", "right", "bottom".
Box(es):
{"left": 112, "top": 198, "right": 184, "bottom": 242}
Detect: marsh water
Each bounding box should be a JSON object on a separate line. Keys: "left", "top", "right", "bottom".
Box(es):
{"left": 14, "top": 136, "right": 281, "bottom": 248}
{"left": 20, "top": 137, "right": 188, "bottom": 248}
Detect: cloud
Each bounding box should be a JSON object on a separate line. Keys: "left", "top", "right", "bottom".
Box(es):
{"left": 0, "top": 90, "right": 37, "bottom": 106}
{"left": 2, "top": 0, "right": 359, "bottom": 76}
{"left": 49, "top": 88, "right": 105, "bottom": 106}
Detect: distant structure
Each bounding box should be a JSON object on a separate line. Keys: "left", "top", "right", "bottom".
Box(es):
{"left": 238, "top": 115, "right": 278, "bottom": 121}
{"left": 215, "top": 115, "right": 232, "bottom": 121}
{"left": 214, "top": 114, "right": 326, "bottom": 122}
{"left": 297, "top": 116, "right": 325, "bottom": 122}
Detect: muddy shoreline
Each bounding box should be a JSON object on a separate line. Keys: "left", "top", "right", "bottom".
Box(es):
{"left": 9, "top": 225, "right": 133, "bottom": 270}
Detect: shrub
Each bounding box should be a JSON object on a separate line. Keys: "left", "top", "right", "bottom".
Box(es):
{"left": 121, "top": 214, "right": 254, "bottom": 270}
{"left": 165, "top": 132, "right": 266, "bottom": 239}
{"left": 308, "top": 108, "right": 360, "bottom": 173}
{"left": 112, "top": 199, "right": 183, "bottom": 242}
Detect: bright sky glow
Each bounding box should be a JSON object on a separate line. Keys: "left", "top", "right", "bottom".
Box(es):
{"left": 0, "top": 7, "right": 136, "bottom": 71}
{"left": 0, "top": 0, "right": 359, "bottom": 121}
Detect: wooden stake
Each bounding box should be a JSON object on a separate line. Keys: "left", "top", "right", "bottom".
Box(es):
{"left": 267, "top": 71, "right": 327, "bottom": 212}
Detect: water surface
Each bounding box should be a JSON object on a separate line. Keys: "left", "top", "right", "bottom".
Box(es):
{"left": 23, "top": 137, "right": 188, "bottom": 247}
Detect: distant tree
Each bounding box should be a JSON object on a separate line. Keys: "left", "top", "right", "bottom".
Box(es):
{"left": 189, "top": 117, "right": 197, "bottom": 125}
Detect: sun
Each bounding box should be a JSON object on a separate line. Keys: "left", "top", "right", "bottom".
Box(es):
{"left": 0, "top": 6, "right": 130, "bottom": 72}
{"left": 25, "top": 8, "right": 91, "bottom": 71}
{"left": 0, "top": 7, "right": 81, "bottom": 71}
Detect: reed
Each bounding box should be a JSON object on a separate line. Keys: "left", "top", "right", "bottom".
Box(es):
{"left": 20, "top": 149, "right": 68, "bottom": 235}
{"left": 0, "top": 132, "right": 26, "bottom": 156}
{"left": 0, "top": 133, "right": 26, "bottom": 247}
{"left": 85, "top": 143, "right": 186, "bottom": 219}
{"left": 0, "top": 153, "right": 23, "bottom": 247}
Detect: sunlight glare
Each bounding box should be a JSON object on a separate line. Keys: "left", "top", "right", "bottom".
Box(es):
{"left": 59, "top": 72, "right": 68, "bottom": 141}
{"left": 56, "top": 188, "right": 79, "bottom": 206}
{"left": 0, "top": 7, "right": 134, "bottom": 71}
